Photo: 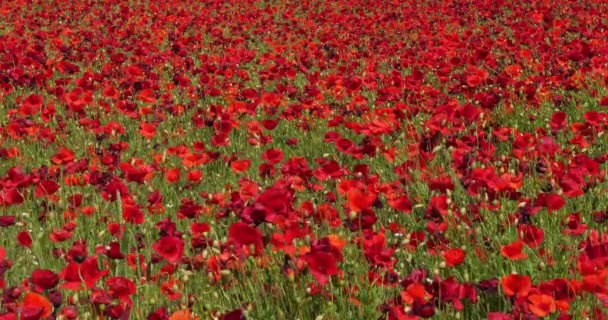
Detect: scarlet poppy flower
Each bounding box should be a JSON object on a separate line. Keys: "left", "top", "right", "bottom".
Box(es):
{"left": 231, "top": 159, "right": 251, "bottom": 173}
{"left": 165, "top": 168, "right": 181, "bottom": 183}
{"left": 528, "top": 294, "right": 556, "bottom": 317}
{"left": 535, "top": 193, "right": 565, "bottom": 213}
{"left": 152, "top": 236, "right": 185, "bottom": 264}
{"left": 51, "top": 147, "right": 75, "bottom": 165}
{"left": 443, "top": 248, "right": 466, "bottom": 267}
{"left": 139, "top": 122, "right": 157, "bottom": 139}
{"left": 501, "top": 274, "right": 531, "bottom": 298}
{"left": 122, "top": 203, "right": 144, "bottom": 225}
{"left": 21, "top": 292, "right": 53, "bottom": 319}
{"left": 347, "top": 189, "right": 376, "bottom": 213}
{"left": 60, "top": 256, "right": 108, "bottom": 290}
{"left": 137, "top": 88, "right": 157, "bottom": 103}
{"left": 102, "top": 85, "right": 121, "bottom": 99}
{"left": 401, "top": 282, "right": 431, "bottom": 305}
{"left": 187, "top": 170, "right": 203, "bottom": 183}
{"left": 160, "top": 278, "right": 183, "bottom": 301}
{"left": 501, "top": 240, "right": 528, "bottom": 261}
{"left": 191, "top": 223, "right": 210, "bottom": 236}
{"left": 170, "top": 309, "right": 200, "bottom": 320}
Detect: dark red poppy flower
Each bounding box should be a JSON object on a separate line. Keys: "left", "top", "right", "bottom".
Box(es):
{"left": 0, "top": 216, "right": 17, "bottom": 227}
{"left": 220, "top": 309, "right": 245, "bottom": 320}
{"left": 562, "top": 213, "right": 587, "bottom": 236}
{"left": 106, "top": 276, "right": 136, "bottom": 305}
{"left": 31, "top": 269, "right": 59, "bottom": 291}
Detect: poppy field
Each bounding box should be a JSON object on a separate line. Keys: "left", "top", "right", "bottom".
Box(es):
{"left": 2, "top": 0, "right": 608, "bottom": 319}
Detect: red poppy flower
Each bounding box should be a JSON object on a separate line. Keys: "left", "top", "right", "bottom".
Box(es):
{"left": 31, "top": 269, "right": 59, "bottom": 291}
{"left": 60, "top": 256, "right": 108, "bottom": 290}
{"left": 51, "top": 148, "right": 75, "bottom": 165}
{"left": 549, "top": 112, "right": 568, "bottom": 131}
{"left": 528, "top": 294, "right": 556, "bottom": 317}
{"left": 262, "top": 148, "right": 284, "bottom": 164}
{"left": 191, "top": 222, "right": 210, "bottom": 236}
{"left": 347, "top": 189, "right": 376, "bottom": 213}
{"left": 228, "top": 222, "right": 263, "bottom": 254}
{"left": 501, "top": 274, "right": 531, "bottom": 297}
{"left": 304, "top": 251, "right": 339, "bottom": 285}
{"left": 0, "top": 188, "right": 24, "bottom": 206}
{"left": 518, "top": 224, "right": 544, "bottom": 248}
{"left": 165, "top": 168, "right": 181, "bottom": 183}
{"left": 535, "top": 193, "right": 565, "bottom": 213}
{"left": 562, "top": 213, "right": 587, "bottom": 236}
{"left": 17, "top": 231, "right": 32, "bottom": 248}
{"left": 21, "top": 292, "right": 53, "bottom": 319}
{"left": 35, "top": 180, "right": 60, "bottom": 197}
{"left": 231, "top": 159, "right": 251, "bottom": 173}
{"left": 106, "top": 276, "right": 136, "bottom": 305}
{"left": 443, "top": 248, "right": 466, "bottom": 267}
{"left": 160, "top": 278, "right": 183, "bottom": 301}
{"left": 187, "top": 170, "right": 203, "bottom": 183}
{"left": 137, "top": 88, "right": 157, "bottom": 103}
{"left": 501, "top": 240, "right": 528, "bottom": 261}
{"left": 152, "top": 236, "right": 185, "bottom": 264}
{"left": 122, "top": 203, "right": 145, "bottom": 225}
{"left": 139, "top": 122, "right": 157, "bottom": 139}
{"left": 170, "top": 309, "right": 200, "bottom": 320}
{"left": 401, "top": 282, "right": 431, "bottom": 305}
